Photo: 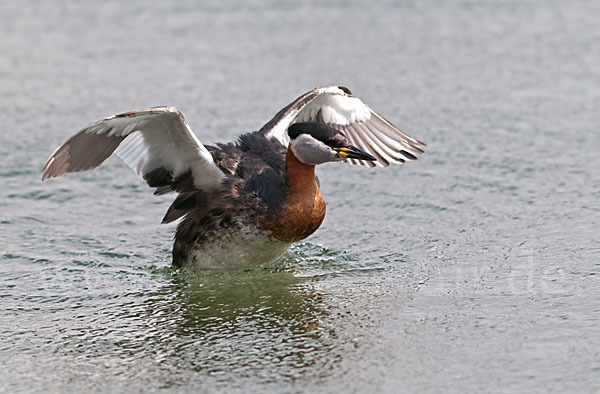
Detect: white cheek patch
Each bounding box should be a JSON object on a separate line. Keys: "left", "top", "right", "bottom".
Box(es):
{"left": 290, "top": 134, "right": 337, "bottom": 165}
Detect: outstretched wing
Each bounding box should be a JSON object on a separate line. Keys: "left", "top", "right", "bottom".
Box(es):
{"left": 42, "top": 106, "right": 224, "bottom": 191}
{"left": 259, "top": 86, "right": 425, "bottom": 167}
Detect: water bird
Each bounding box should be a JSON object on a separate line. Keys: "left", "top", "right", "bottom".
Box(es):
{"left": 42, "top": 86, "right": 425, "bottom": 268}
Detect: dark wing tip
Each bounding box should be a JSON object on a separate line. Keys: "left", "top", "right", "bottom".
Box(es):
{"left": 41, "top": 169, "right": 54, "bottom": 181}
{"left": 41, "top": 160, "right": 53, "bottom": 181}
{"left": 414, "top": 139, "right": 427, "bottom": 147}
{"left": 41, "top": 155, "right": 69, "bottom": 181}
{"left": 399, "top": 150, "right": 418, "bottom": 161}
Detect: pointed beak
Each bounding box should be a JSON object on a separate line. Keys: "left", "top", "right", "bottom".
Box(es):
{"left": 334, "top": 146, "right": 377, "bottom": 162}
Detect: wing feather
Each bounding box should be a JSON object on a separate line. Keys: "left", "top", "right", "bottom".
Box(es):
{"left": 260, "top": 86, "right": 425, "bottom": 167}
{"left": 367, "top": 110, "right": 424, "bottom": 153}
{"left": 340, "top": 124, "right": 370, "bottom": 167}
{"left": 359, "top": 122, "right": 411, "bottom": 163}
{"left": 42, "top": 106, "right": 224, "bottom": 192}
{"left": 360, "top": 124, "right": 406, "bottom": 164}
{"left": 345, "top": 125, "right": 378, "bottom": 168}
{"left": 350, "top": 122, "right": 395, "bottom": 166}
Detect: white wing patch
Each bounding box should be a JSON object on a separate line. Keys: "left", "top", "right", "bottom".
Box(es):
{"left": 296, "top": 90, "right": 371, "bottom": 126}
{"left": 114, "top": 131, "right": 152, "bottom": 174}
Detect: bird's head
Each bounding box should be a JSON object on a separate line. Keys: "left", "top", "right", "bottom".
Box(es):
{"left": 287, "top": 123, "right": 376, "bottom": 165}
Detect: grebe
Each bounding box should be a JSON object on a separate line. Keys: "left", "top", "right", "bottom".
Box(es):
{"left": 42, "top": 86, "right": 425, "bottom": 268}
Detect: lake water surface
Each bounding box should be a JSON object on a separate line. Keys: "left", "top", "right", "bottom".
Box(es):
{"left": 1, "top": 1, "right": 599, "bottom": 393}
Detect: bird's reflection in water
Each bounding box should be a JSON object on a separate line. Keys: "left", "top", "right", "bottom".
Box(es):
{"left": 136, "top": 267, "right": 337, "bottom": 384}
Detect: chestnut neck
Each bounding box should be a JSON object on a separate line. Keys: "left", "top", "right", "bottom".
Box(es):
{"left": 261, "top": 147, "right": 325, "bottom": 243}
{"left": 285, "top": 147, "right": 318, "bottom": 193}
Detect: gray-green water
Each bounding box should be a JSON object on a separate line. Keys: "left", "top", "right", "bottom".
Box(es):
{"left": 1, "top": 1, "right": 599, "bottom": 393}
